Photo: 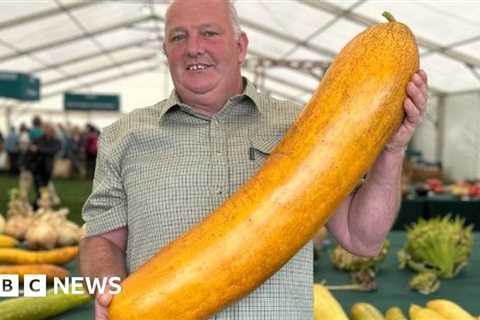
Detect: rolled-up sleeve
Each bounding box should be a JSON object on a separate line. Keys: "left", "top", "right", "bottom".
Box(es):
{"left": 82, "top": 131, "right": 127, "bottom": 236}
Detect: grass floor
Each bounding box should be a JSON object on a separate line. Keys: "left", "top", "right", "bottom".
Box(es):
{"left": 0, "top": 175, "right": 92, "bottom": 225}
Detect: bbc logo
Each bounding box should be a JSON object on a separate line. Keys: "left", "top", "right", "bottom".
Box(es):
{"left": 0, "top": 275, "right": 47, "bottom": 297}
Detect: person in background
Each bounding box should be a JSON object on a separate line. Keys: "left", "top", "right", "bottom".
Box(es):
{"left": 81, "top": 1, "right": 429, "bottom": 319}
{"left": 56, "top": 123, "right": 69, "bottom": 159}
{"left": 28, "top": 123, "right": 61, "bottom": 209}
{"left": 69, "top": 126, "right": 85, "bottom": 177}
{"left": 4, "top": 126, "right": 20, "bottom": 175}
{"left": 29, "top": 116, "right": 44, "bottom": 141}
{"left": 84, "top": 124, "right": 99, "bottom": 179}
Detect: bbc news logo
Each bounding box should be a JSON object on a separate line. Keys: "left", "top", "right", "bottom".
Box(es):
{"left": 0, "top": 275, "right": 121, "bottom": 297}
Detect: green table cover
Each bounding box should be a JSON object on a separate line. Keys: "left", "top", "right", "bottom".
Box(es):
{"left": 314, "top": 231, "right": 480, "bottom": 316}
{"left": 2, "top": 231, "right": 478, "bottom": 319}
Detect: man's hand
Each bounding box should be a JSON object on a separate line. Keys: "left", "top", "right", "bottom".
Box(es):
{"left": 95, "top": 292, "right": 112, "bottom": 320}
{"left": 384, "top": 69, "right": 428, "bottom": 154}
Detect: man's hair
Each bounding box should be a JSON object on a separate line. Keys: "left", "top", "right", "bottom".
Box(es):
{"left": 166, "top": 0, "right": 243, "bottom": 39}
{"left": 227, "top": 1, "right": 243, "bottom": 39}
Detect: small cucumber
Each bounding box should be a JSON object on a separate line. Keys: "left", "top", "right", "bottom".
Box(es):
{"left": 0, "top": 288, "right": 91, "bottom": 320}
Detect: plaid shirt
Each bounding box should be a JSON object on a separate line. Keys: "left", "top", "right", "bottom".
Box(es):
{"left": 82, "top": 79, "right": 313, "bottom": 319}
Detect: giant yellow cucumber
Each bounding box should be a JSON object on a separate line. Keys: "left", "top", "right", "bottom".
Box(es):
{"left": 109, "top": 13, "right": 418, "bottom": 319}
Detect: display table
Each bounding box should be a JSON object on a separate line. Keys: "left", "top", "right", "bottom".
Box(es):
{"left": 2, "top": 231, "right": 478, "bottom": 319}
{"left": 395, "top": 196, "right": 480, "bottom": 230}
{"left": 314, "top": 231, "right": 480, "bottom": 315}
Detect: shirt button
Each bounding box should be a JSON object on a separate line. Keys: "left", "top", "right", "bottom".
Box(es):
{"left": 215, "top": 187, "right": 223, "bottom": 195}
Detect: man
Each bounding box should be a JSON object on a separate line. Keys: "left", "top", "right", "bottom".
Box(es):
{"left": 27, "top": 123, "right": 61, "bottom": 209}
{"left": 4, "top": 127, "right": 19, "bottom": 175}
{"left": 80, "top": 0, "right": 428, "bottom": 319}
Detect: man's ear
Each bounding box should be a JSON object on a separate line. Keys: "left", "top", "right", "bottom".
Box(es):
{"left": 237, "top": 32, "right": 249, "bottom": 65}
{"left": 162, "top": 42, "right": 168, "bottom": 57}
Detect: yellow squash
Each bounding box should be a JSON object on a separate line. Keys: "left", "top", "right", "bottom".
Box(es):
{"left": 352, "top": 302, "right": 385, "bottom": 320}
{"left": 313, "top": 284, "right": 349, "bottom": 320}
{"left": 426, "top": 299, "right": 475, "bottom": 320}
{"left": 109, "top": 13, "right": 418, "bottom": 320}
{"left": 0, "top": 234, "right": 18, "bottom": 248}
{"left": 410, "top": 304, "right": 448, "bottom": 320}
{"left": 385, "top": 306, "right": 408, "bottom": 320}
{"left": 0, "top": 246, "right": 78, "bottom": 265}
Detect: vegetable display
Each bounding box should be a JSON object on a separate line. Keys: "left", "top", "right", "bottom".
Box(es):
{"left": 398, "top": 215, "right": 474, "bottom": 294}
{"left": 109, "top": 12, "right": 418, "bottom": 320}
{"left": 313, "top": 287, "right": 476, "bottom": 320}
{"left": 3, "top": 189, "right": 33, "bottom": 241}
{"left": 3, "top": 188, "right": 84, "bottom": 248}
{"left": 0, "top": 246, "right": 78, "bottom": 265}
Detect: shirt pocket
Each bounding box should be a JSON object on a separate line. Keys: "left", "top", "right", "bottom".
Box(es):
{"left": 248, "top": 134, "right": 284, "bottom": 169}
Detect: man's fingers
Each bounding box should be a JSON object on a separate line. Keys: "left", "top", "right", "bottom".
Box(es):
{"left": 95, "top": 298, "right": 110, "bottom": 320}
{"left": 97, "top": 292, "right": 113, "bottom": 307}
{"left": 412, "top": 73, "right": 428, "bottom": 97}
{"left": 404, "top": 97, "right": 422, "bottom": 125}
{"left": 406, "top": 82, "right": 426, "bottom": 111}
{"left": 418, "top": 69, "right": 428, "bottom": 83}
{"left": 411, "top": 70, "right": 429, "bottom": 98}
{"left": 411, "top": 73, "right": 424, "bottom": 87}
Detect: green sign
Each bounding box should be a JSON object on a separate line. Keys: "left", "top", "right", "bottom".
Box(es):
{"left": 0, "top": 71, "right": 40, "bottom": 101}
{"left": 64, "top": 92, "right": 120, "bottom": 112}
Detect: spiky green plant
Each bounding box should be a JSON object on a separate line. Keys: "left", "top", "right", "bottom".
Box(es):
{"left": 327, "top": 242, "right": 388, "bottom": 292}
{"left": 330, "top": 240, "right": 389, "bottom": 272}
{"left": 399, "top": 215, "right": 474, "bottom": 294}
{"left": 398, "top": 215, "right": 474, "bottom": 279}
{"left": 409, "top": 271, "right": 440, "bottom": 295}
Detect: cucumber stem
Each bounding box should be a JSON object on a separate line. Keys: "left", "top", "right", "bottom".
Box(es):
{"left": 382, "top": 11, "right": 396, "bottom": 22}
{"left": 326, "top": 284, "right": 373, "bottom": 292}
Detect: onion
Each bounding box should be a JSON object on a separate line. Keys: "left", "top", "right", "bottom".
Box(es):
{"left": 4, "top": 216, "right": 33, "bottom": 240}
{"left": 57, "top": 221, "right": 82, "bottom": 247}
{"left": 25, "top": 221, "right": 57, "bottom": 250}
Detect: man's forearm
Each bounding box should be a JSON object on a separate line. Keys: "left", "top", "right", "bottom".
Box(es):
{"left": 79, "top": 236, "right": 127, "bottom": 283}
{"left": 348, "top": 148, "right": 405, "bottom": 253}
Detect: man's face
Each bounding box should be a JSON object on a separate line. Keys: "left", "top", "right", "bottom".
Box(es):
{"left": 163, "top": 0, "right": 248, "bottom": 106}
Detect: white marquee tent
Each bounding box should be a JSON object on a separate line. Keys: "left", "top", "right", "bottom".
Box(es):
{"left": 0, "top": 0, "right": 480, "bottom": 179}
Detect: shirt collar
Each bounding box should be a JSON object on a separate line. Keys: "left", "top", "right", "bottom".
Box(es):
{"left": 156, "top": 77, "right": 266, "bottom": 121}
{"left": 234, "top": 78, "right": 266, "bottom": 115}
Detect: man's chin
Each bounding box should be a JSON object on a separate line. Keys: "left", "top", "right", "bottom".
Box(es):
{"left": 185, "top": 84, "right": 217, "bottom": 95}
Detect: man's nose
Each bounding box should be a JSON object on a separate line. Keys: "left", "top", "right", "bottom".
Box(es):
{"left": 186, "top": 34, "right": 205, "bottom": 57}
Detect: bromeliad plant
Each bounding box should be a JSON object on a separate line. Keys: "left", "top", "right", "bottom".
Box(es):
{"left": 398, "top": 215, "right": 474, "bottom": 294}
{"left": 328, "top": 241, "right": 390, "bottom": 291}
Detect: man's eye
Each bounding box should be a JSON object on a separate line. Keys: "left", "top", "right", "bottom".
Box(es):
{"left": 171, "top": 34, "right": 185, "bottom": 42}
{"left": 203, "top": 31, "right": 218, "bottom": 37}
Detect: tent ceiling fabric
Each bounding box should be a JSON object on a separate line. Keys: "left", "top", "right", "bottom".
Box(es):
{"left": 0, "top": 0, "right": 479, "bottom": 114}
